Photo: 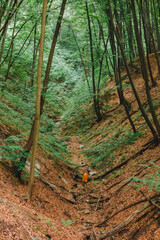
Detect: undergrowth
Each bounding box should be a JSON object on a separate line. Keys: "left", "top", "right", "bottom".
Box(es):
{"left": 82, "top": 127, "right": 142, "bottom": 169}
{"left": 131, "top": 162, "right": 160, "bottom": 191}
{"left": 0, "top": 86, "right": 70, "bottom": 168}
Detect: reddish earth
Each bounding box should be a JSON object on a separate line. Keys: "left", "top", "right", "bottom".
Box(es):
{"left": 1, "top": 54, "right": 160, "bottom": 239}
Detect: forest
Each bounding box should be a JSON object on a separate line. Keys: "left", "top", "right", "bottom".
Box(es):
{"left": 1, "top": 0, "right": 160, "bottom": 239}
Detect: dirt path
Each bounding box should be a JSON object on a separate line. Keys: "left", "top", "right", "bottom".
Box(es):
{"left": 68, "top": 136, "right": 96, "bottom": 178}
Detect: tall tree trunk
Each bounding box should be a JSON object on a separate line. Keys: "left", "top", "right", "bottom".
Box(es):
{"left": 152, "top": 0, "right": 160, "bottom": 51}
{"left": 30, "top": 24, "right": 39, "bottom": 87}
{"left": 107, "top": 0, "right": 159, "bottom": 144}
{"left": 85, "top": 0, "right": 102, "bottom": 121}
{"left": 26, "top": 0, "right": 47, "bottom": 200}
{"left": 0, "top": 0, "right": 24, "bottom": 41}
{"left": 2, "top": 25, "right": 35, "bottom": 91}
{"left": 106, "top": 4, "right": 124, "bottom": 105}
{"left": 131, "top": 0, "right": 160, "bottom": 136}
{"left": 16, "top": 0, "right": 67, "bottom": 180}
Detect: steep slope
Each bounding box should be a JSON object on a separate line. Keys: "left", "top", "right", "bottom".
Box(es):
{"left": 0, "top": 54, "right": 160, "bottom": 240}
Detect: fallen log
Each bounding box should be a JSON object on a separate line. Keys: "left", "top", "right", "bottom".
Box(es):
{"left": 97, "top": 201, "right": 151, "bottom": 240}
{"left": 96, "top": 193, "right": 160, "bottom": 227}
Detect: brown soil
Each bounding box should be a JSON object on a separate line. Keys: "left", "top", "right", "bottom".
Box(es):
{"left": 1, "top": 53, "right": 160, "bottom": 240}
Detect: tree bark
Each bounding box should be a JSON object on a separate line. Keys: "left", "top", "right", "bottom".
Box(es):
{"left": 0, "top": 0, "right": 24, "bottom": 41}
{"left": 30, "top": 24, "right": 39, "bottom": 87}
{"left": 131, "top": 0, "right": 160, "bottom": 136}
{"left": 26, "top": 0, "right": 47, "bottom": 200}
{"left": 17, "top": 0, "right": 67, "bottom": 179}
{"left": 107, "top": 0, "right": 159, "bottom": 144}
{"left": 85, "top": 0, "right": 102, "bottom": 121}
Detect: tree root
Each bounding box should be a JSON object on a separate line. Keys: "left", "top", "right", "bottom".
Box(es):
{"left": 39, "top": 177, "right": 76, "bottom": 205}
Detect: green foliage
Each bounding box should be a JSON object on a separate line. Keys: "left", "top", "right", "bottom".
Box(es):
{"left": 0, "top": 91, "right": 34, "bottom": 135}
{"left": 127, "top": 131, "right": 142, "bottom": 145}
{"left": 131, "top": 163, "right": 160, "bottom": 191}
{"left": 0, "top": 136, "right": 29, "bottom": 171}
{"left": 1, "top": 0, "right": 158, "bottom": 182}
{"left": 82, "top": 129, "right": 142, "bottom": 169}
{"left": 61, "top": 218, "right": 74, "bottom": 226}
{"left": 0, "top": 86, "right": 70, "bottom": 169}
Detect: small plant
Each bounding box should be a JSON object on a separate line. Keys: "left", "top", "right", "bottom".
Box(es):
{"left": 61, "top": 218, "right": 74, "bottom": 226}
{"left": 119, "top": 154, "right": 125, "bottom": 162}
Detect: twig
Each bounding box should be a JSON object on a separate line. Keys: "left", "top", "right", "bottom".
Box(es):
{"left": 92, "top": 226, "right": 98, "bottom": 240}
{"left": 21, "top": 224, "right": 34, "bottom": 240}
{"left": 140, "top": 190, "right": 160, "bottom": 210}
{"left": 95, "top": 196, "right": 101, "bottom": 211}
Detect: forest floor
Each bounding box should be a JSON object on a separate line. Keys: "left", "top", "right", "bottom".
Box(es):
{"left": 1, "top": 54, "right": 160, "bottom": 240}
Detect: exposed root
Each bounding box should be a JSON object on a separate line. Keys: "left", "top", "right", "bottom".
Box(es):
{"left": 39, "top": 177, "right": 76, "bottom": 204}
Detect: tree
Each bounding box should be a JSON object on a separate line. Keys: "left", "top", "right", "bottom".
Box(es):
{"left": 26, "top": 0, "right": 47, "bottom": 200}
{"left": 107, "top": 0, "right": 159, "bottom": 144}
{"left": 131, "top": 0, "right": 160, "bottom": 137}
{"left": 17, "top": 0, "right": 68, "bottom": 180}
{"left": 85, "top": 0, "right": 102, "bottom": 121}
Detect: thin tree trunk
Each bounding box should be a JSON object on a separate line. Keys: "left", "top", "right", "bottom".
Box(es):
{"left": 3, "top": 5, "right": 17, "bottom": 85}
{"left": 0, "top": 0, "right": 10, "bottom": 25}
{"left": 107, "top": 0, "right": 158, "bottom": 144}
{"left": 0, "top": 17, "right": 32, "bottom": 67}
{"left": 0, "top": 23, "right": 8, "bottom": 63}
{"left": 131, "top": 0, "right": 160, "bottom": 136}
{"left": 138, "top": 0, "right": 156, "bottom": 86}
{"left": 118, "top": 49, "right": 136, "bottom": 133}
{"left": 0, "top": 0, "right": 24, "bottom": 41}
{"left": 30, "top": 24, "right": 39, "bottom": 87}
{"left": 152, "top": 0, "right": 160, "bottom": 50}
{"left": 17, "top": 0, "right": 68, "bottom": 179}
{"left": 0, "top": 0, "right": 14, "bottom": 64}
{"left": 26, "top": 0, "right": 47, "bottom": 200}
{"left": 106, "top": 5, "right": 123, "bottom": 105}
{"left": 125, "top": 1, "right": 135, "bottom": 60}
{"left": 2, "top": 25, "right": 35, "bottom": 91}
{"left": 85, "top": 0, "right": 102, "bottom": 121}
{"left": 138, "top": 0, "right": 160, "bottom": 75}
